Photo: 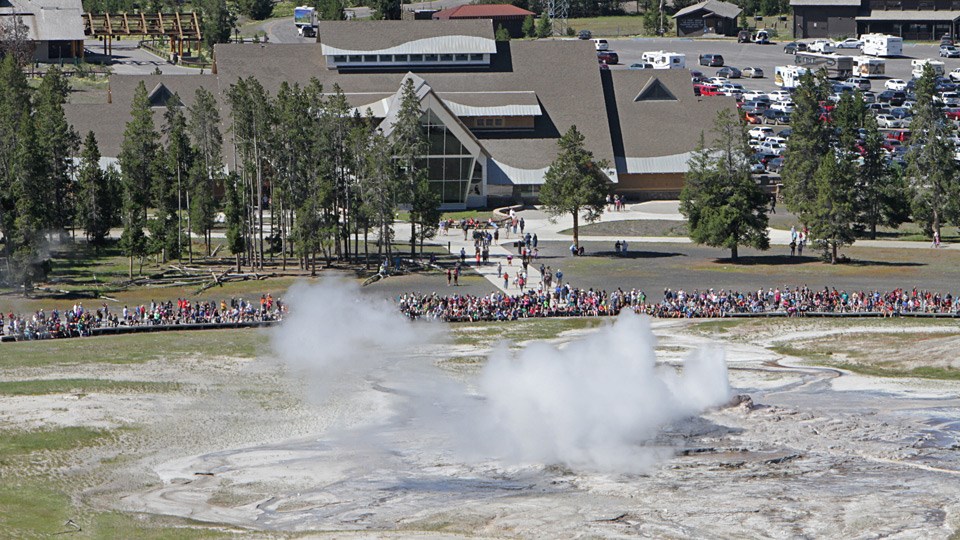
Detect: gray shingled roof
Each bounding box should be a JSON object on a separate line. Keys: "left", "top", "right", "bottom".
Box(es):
{"left": 607, "top": 69, "right": 736, "bottom": 170}
{"left": 673, "top": 0, "right": 742, "bottom": 20}
{"left": 317, "top": 19, "right": 496, "bottom": 55}
{"left": 789, "top": 0, "right": 861, "bottom": 6}
{"left": 0, "top": 0, "right": 84, "bottom": 41}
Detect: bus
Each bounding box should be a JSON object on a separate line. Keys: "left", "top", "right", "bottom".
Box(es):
{"left": 794, "top": 52, "right": 854, "bottom": 79}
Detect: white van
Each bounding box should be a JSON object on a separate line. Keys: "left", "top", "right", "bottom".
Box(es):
{"left": 593, "top": 39, "right": 609, "bottom": 51}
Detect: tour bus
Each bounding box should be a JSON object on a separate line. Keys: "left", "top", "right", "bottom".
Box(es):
{"left": 912, "top": 58, "right": 945, "bottom": 78}
{"left": 641, "top": 51, "right": 686, "bottom": 69}
{"left": 774, "top": 65, "right": 811, "bottom": 89}
{"left": 794, "top": 52, "right": 854, "bottom": 79}
{"left": 861, "top": 34, "right": 903, "bottom": 57}
{"left": 853, "top": 55, "right": 886, "bottom": 78}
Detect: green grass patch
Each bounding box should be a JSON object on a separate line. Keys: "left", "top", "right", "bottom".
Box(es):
{"left": 271, "top": 0, "right": 296, "bottom": 18}
{"left": 0, "top": 426, "right": 113, "bottom": 460}
{"left": 568, "top": 15, "right": 647, "bottom": 37}
{"left": 820, "top": 361, "right": 960, "bottom": 381}
{"left": 1, "top": 329, "right": 266, "bottom": 369}
{"left": 453, "top": 317, "right": 607, "bottom": 347}
{"left": 0, "top": 379, "right": 179, "bottom": 396}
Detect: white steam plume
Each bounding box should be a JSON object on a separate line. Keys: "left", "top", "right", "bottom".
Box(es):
{"left": 271, "top": 281, "right": 731, "bottom": 473}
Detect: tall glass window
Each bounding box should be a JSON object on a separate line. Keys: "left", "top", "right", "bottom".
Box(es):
{"left": 419, "top": 110, "right": 479, "bottom": 205}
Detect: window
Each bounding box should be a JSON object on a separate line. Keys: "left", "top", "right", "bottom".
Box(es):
{"left": 379, "top": 55, "right": 392, "bottom": 62}
{"left": 455, "top": 54, "right": 468, "bottom": 61}
{"left": 470, "top": 54, "right": 484, "bottom": 61}
{"left": 333, "top": 55, "right": 346, "bottom": 63}
{"left": 494, "top": 118, "right": 504, "bottom": 127}
{"left": 348, "top": 55, "right": 362, "bottom": 62}
{"left": 363, "top": 55, "right": 377, "bottom": 62}
{"left": 440, "top": 54, "right": 453, "bottom": 61}
{"left": 410, "top": 54, "right": 424, "bottom": 62}
{"left": 485, "top": 119, "right": 495, "bottom": 126}
{"left": 424, "top": 54, "right": 438, "bottom": 61}
{"left": 395, "top": 54, "right": 408, "bottom": 62}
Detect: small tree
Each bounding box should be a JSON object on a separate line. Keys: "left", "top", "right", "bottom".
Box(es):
{"left": 535, "top": 12, "right": 552, "bottom": 38}
{"left": 539, "top": 125, "right": 610, "bottom": 249}
{"left": 224, "top": 172, "right": 246, "bottom": 272}
{"left": 522, "top": 15, "right": 535, "bottom": 38}
{"left": 679, "top": 109, "right": 770, "bottom": 260}
{"left": 495, "top": 25, "right": 511, "bottom": 41}
{"left": 76, "top": 132, "right": 115, "bottom": 246}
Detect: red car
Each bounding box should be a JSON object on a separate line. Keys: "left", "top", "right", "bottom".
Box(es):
{"left": 945, "top": 108, "right": 960, "bottom": 121}
{"left": 886, "top": 129, "right": 911, "bottom": 141}
{"left": 743, "top": 111, "right": 764, "bottom": 124}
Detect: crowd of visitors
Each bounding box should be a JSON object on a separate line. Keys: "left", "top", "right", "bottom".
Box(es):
{"left": 1, "top": 295, "right": 286, "bottom": 341}
{"left": 398, "top": 285, "right": 960, "bottom": 321}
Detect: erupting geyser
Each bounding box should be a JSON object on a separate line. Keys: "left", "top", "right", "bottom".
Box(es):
{"left": 271, "top": 280, "right": 731, "bottom": 473}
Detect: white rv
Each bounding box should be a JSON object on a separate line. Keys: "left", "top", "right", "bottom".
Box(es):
{"left": 852, "top": 55, "right": 885, "bottom": 77}
{"left": 861, "top": 34, "right": 903, "bottom": 57}
{"left": 774, "top": 65, "right": 811, "bottom": 89}
{"left": 912, "top": 58, "right": 945, "bottom": 78}
{"left": 642, "top": 51, "right": 686, "bottom": 69}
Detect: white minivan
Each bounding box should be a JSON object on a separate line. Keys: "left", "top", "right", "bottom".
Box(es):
{"left": 593, "top": 39, "right": 609, "bottom": 51}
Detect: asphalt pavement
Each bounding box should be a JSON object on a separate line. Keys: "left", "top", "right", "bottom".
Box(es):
{"left": 595, "top": 37, "right": 958, "bottom": 93}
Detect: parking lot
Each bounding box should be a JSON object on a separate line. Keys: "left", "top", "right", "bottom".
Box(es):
{"left": 599, "top": 37, "right": 958, "bottom": 93}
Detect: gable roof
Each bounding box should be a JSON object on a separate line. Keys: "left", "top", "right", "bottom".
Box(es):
{"left": 790, "top": 0, "right": 861, "bottom": 5}
{"left": 673, "top": 0, "right": 742, "bottom": 19}
{"left": 433, "top": 4, "right": 535, "bottom": 19}
{"left": 634, "top": 78, "right": 677, "bottom": 101}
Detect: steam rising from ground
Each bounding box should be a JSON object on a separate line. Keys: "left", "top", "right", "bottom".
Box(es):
{"left": 272, "top": 280, "right": 730, "bottom": 473}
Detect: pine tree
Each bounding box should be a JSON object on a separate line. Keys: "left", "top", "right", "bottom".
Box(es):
{"left": 10, "top": 108, "right": 49, "bottom": 293}
{"left": 0, "top": 55, "right": 32, "bottom": 278}
{"left": 539, "top": 125, "right": 610, "bottom": 249}
{"left": 34, "top": 68, "right": 80, "bottom": 239}
{"left": 390, "top": 78, "right": 428, "bottom": 258}
{"left": 76, "top": 132, "right": 115, "bottom": 246}
{"left": 199, "top": 0, "right": 236, "bottom": 51}
{"left": 495, "top": 25, "right": 511, "bottom": 41}
{"left": 856, "top": 114, "right": 910, "bottom": 239}
{"left": 224, "top": 172, "right": 246, "bottom": 272}
{"left": 119, "top": 81, "right": 160, "bottom": 277}
{"left": 535, "top": 12, "right": 552, "bottom": 38}
{"left": 238, "top": 0, "right": 272, "bottom": 19}
{"left": 906, "top": 63, "right": 960, "bottom": 239}
{"left": 781, "top": 70, "right": 831, "bottom": 217}
{"left": 808, "top": 149, "right": 858, "bottom": 263}
{"left": 187, "top": 86, "right": 224, "bottom": 259}
{"left": 679, "top": 109, "right": 770, "bottom": 260}
{"left": 522, "top": 15, "right": 535, "bottom": 38}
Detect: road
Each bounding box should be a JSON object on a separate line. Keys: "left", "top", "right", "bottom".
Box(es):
{"left": 83, "top": 39, "right": 201, "bottom": 76}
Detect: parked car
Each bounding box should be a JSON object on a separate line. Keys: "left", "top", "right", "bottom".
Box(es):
{"left": 577, "top": 29, "right": 592, "bottom": 39}
{"left": 758, "top": 140, "right": 786, "bottom": 155}
{"left": 738, "top": 30, "right": 752, "bottom": 43}
{"left": 945, "top": 107, "right": 960, "bottom": 121}
{"left": 750, "top": 161, "right": 767, "bottom": 173}
{"left": 708, "top": 76, "right": 730, "bottom": 85}
{"left": 744, "top": 110, "right": 764, "bottom": 124}
{"left": 885, "top": 79, "right": 908, "bottom": 91}
{"left": 767, "top": 90, "right": 792, "bottom": 101}
{"left": 877, "top": 90, "right": 906, "bottom": 106}
{"left": 833, "top": 38, "right": 863, "bottom": 49}
{"left": 766, "top": 157, "right": 785, "bottom": 173}
{"left": 742, "top": 66, "right": 764, "bottom": 78}
{"left": 716, "top": 66, "right": 742, "bottom": 78}
{"left": 941, "top": 45, "right": 960, "bottom": 58}
{"left": 808, "top": 40, "right": 835, "bottom": 53}
{"left": 689, "top": 70, "right": 704, "bottom": 78}
{"left": 763, "top": 109, "right": 791, "bottom": 125}
{"left": 593, "top": 39, "right": 609, "bottom": 51}
{"left": 742, "top": 100, "right": 770, "bottom": 112}
{"left": 597, "top": 50, "right": 619, "bottom": 65}
{"left": 771, "top": 101, "right": 794, "bottom": 113}
{"left": 699, "top": 53, "right": 724, "bottom": 67}
{"left": 845, "top": 77, "right": 872, "bottom": 91}
{"left": 783, "top": 41, "right": 808, "bottom": 54}
{"left": 876, "top": 114, "right": 903, "bottom": 128}
{"left": 748, "top": 126, "right": 775, "bottom": 139}
{"left": 694, "top": 83, "right": 722, "bottom": 96}
{"left": 742, "top": 90, "right": 769, "bottom": 101}
{"left": 890, "top": 107, "right": 912, "bottom": 119}
{"left": 629, "top": 63, "right": 654, "bottom": 70}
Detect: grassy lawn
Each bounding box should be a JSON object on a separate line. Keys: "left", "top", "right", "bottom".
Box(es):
{"left": 0, "top": 379, "right": 179, "bottom": 396}
{"left": 0, "top": 329, "right": 266, "bottom": 369}
{"left": 560, "top": 219, "right": 688, "bottom": 237}
{"left": 568, "top": 16, "right": 647, "bottom": 38}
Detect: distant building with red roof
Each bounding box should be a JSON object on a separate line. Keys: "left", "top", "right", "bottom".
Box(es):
{"left": 433, "top": 4, "right": 536, "bottom": 38}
